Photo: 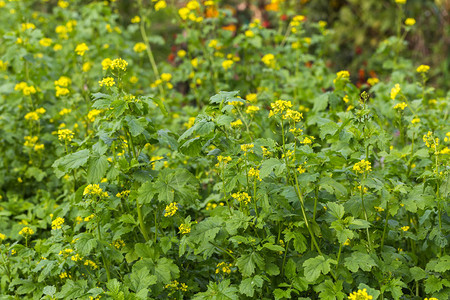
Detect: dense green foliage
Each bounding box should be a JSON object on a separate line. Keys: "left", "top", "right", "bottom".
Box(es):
{"left": 0, "top": 1, "right": 449, "bottom": 299}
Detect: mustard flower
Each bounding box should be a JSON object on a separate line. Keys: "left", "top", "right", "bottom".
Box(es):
{"left": 394, "top": 102, "right": 408, "bottom": 110}
{"left": 131, "top": 16, "right": 141, "bottom": 23}
{"left": 133, "top": 42, "right": 147, "bottom": 53}
{"left": 83, "top": 184, "right": 108, "bottom": 198}
{"left": 333, "top": 70, "right": 350, "bottom": 84}
{"left": 390, "top": 84, "right": 401, "bottom": 100}
{"left": 405, "top": 18, "right": 416, "bottom": 26}
{"left": 215, "top": 262, "right": 232, "bottom": 275}
{"left": 231, "top": 192, "right": 251, "bottom": 205}
{"left": 98, "top": 77, "right": 115, "bottom": 87}
{"left": 19, "top": 227, "right": 34, "bottom": 236}
{"left": 75, "top": 43, "right": 89, "bottom": 56}
{"left": 222, "top": 60, "right": 234, "bottom": 70}
{"left": 57, "top": 129, "right": 74, "bottom": 142}
{"left": 416, "top": 65, "right": 430, "bottom": 73}
{"left": 348, "top": 289, "right": 373, "bottom": 300}
{"left": 248, "top": 167, "right": 262, "bottom": 181}
{"left": 155, "top": 0, "right": 166, "bottom": 11}
{"left": 261, "top": 53, "right": 275, "bottom": 67}
{"left": 353, "top": 159, "right": 372, "bottom": 174}
{"left": 164, "top": 202, "right": 178, "bottom": 217}
{"left": 51, "top": 217, "right": 65, "bottom": 230}
{"left": 179, "top": 224, "right": 191, "bottom": 234}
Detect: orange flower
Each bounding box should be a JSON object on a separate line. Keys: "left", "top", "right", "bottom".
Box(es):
{"left": 265, "top": 3, "right": 279, "bottom": 11}
{"left": 205, "top": 7, "right": 218, "bottom": 18}
{"left": 222, "top": 24, "right": 236, "bottom": 32}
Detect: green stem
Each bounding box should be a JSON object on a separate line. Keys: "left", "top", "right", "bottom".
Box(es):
{"left": 335, "top": 243, "right": 343, "bottom": 272}
{"left": 360, "top": 179, "right": 372, "bottom": 251}
{"left": 380, "top": 201, "right": 389, "bottom": 251}
{"left": 137, "top": 199, "right": 150, "bottom": 242}
{"left": 97, "top": 220, "right": 111, "bottom": 281}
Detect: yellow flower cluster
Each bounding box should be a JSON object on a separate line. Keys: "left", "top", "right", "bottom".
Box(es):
{"left": 401, "top": 226, "right": 410, "bottom": 231}
{"left": 0, "top": 233, "right": 6, "bottom": 241}
{"left": 248, "top": 167, "right": 262, "bottom": 181}
{"left": 59, "top": 248, "right": 74, "bottom": 257}
{"left": 75, "top": 43, "right": 89, "bottom": 56}
{"left": 165, "top": 280, "right": 188, "bottom": 293}
{"left": 424, "top": 298, "right": 438, "bottom": 300}
{"left": 178, "top": 1, "right": 203, "bottom": 22}
{"left": 395, "top": 0, "right": 406, "bottom": 4}
{"left": 393, "top": 102, "right": 407, "bottom": 110}
{"left": 99, "top": 77, "right": 115, "bottom": 87}
{"left": 25, "top": 107, "right": 45, "bottom": 121}
{"left": 348, "top": 289, "right": 373, "bottom": 300}
{"left": 179, "top": 223, "right": 191, "bottom": 234}
{"left": 333, "top": 70, "right": 350, "bottom": 84}
{"left": 300, "top": 136, "right": 314, "bottom": 144}
{"left": 84, "top": 259, "right": 98, "bottom": 269}
{"left": 222, "top": 59, "right": 234, "bottom": 70}
{"left": 71, "top": 254, "right": 82, "bottom": 261}
{"left": 131, "top": 16, "right": 140, "bottom": 23}
{"left": 290, "top": 15, "right": 305, "bottom": 33}
{"left": 269, "top": 100, "right": 293, "bottom": 118}
{"left": 423, "top": 131, "right": 439, "bottom": 148}
{"left": 59, "top": 272, "right": 70, "bottom": 279}
{"left": 116, "top": 190, "right": 130, "bottom": 198}
{"left": 113, "top": 239, "right": 125, "bottom": 249}
{"left": 283, "top": 109, "right": 303, "bottom": 123}
{"left": 241, "top": 143, "right": 254, "bottom": 154}
{"left": 39, "top": 38, "right": 52, "bottom": 47}
{"left": 246, "top": 93, "right": 257, "bottom": 103}
{"left": 374, "top": 206, "right": 384, "bottom": 212}
{"left": 231, "top": 192, "right": 251, "bottom": 205}
{"left": 353, "top": 159, "right": 372, "bottom": 174}
{"left": 231, "top": 119, "right": 243, "bottom": 128}
{"left": 390, "top": 83, "right": 401, "bottom": 100}
{"left": 215, "top": 262, "right": 232, "bottom": 275}
{"left": 411, "top": 117, "right": 420, "bottom": 124}
{"left": 164, "top": 202, "right": 178, "bottom": 217}
{"left": 88, "top": 109, "right": 102, "bottom": 122}
{"left": 206, "top": 202, "right": 224, "bottom": 210}
{"left": 416, "top": 64, "right": 430, "bottom": 73}
{"left": 24, "top": 136, "right": 44, "bottom": 151}
{"left": 261, "top": 53, "right": 275, "bottom": 67}
{"left": 297, "top": 165, "right": 306, "bottom": 174}
{"left": 19, "top": 227, "right": 34, "bottom": 236}
{"left": 59, "top": 108, "right": 72, "bottom": 116}
{"left": 245, "top": 105, "right": 260, "bottom": 115}
{"left": 51, "top": 217, "right": 64, "bottom": 230}
{"left": 83, "top": 184, "right": 108, "bottom": 198}
{"left": 216, "top": 155, "right": 232, "bottom": 167}
{"left": 367, "top": 77, "right": 379, "bottom": 86}
{"left": 405, "top": 18, "right": 416, "bottom": 26}
{"left": 261, "top": 146, "right": 272, "bottom": 156}
{"left": 57, "top": 129, "right": 74, "bottom": 142}
{"left": 54, "top": 76, "right": 71, "bottom": 97}
{"left": 15, "top": 82, "right": 37, "bottom": 96}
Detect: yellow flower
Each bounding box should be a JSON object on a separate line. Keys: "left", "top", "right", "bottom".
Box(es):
{"left": 184, "top": 117, "right": 196, "bottom": 128}
{"left": 248, "top": 167, "right": 262, "bottom": 181}
{"left": 191, "top": 57, "right": 199, "bottom": 68}
{"left": 269, "top": 100, "right": 293, "bottom": 117}
{"left": 54, "top": 76, "right": 72, "bottom": 87}
{"left": 353, "top": 159, "right": 372, "bottom": 174}
{"left": 0, "top": 233, "right": 6, "bottom": 241}
{"left": 83, "top": 184, "right": 108, "bottom": 198}
{"left": 374, "top": 206, "right": 384, "bottom": 212}
{"left": 19, "top": 227, "right": 34, "bottom": 236}
{"left": 58, "top": 0, "right": 69, "bottom": 8}
{"left": 133, "top": 42, "right": 147, "bottom": 53}
{"left": 245, "top": 105, "right": 260, "bottom": 115}
{"left": 155, "top": 0, "right": 166, "bottom": 11}
{"left": 161, "top": 73, "right": 172, "bottom": 81}
{"left": 411, "top": 117, "right": 420, "bottom": 124}
{"left": 21, "top": 23, "right": 36, "bottom": 31}
{"left": 53, "top": 44, "right": 62, "bottom": 51}
{"left": 283, "top": 109, "right": 303, "bottom": 123}
{"left": 404, "top": 18, "right": 416, "bottom": 26}
{"left": 56, "top": 86, "right": 70, "bottom": 97}
{"left": 130, "top": 76, "right": 138, "bottom": 84}
{"left": 164, "top": 202, "right": 178, "bottom": 217}
{"left": 187, "top": 0, "right": 200, "bottom": 10}
{"left": 367, "top": 77, "right": 379, "bottom": 86}
{"left": 51, "top": 217, "right": 65, "bottom": 230}
{"left": 25, "top": 112, "right": 39, "bottom": 121}
{"left": 177, "top": 50, "right": 187, "bottom": 57}
{"left": 348, "top": 289, "right": 373, "bottom": 300}
{"left": 241, "top": 143, "right": 254, "bottom": 153}
{"left": 131, "top": 16, "right": 141, "bottom": 23}
{"left": 58, "top": 129, "right": 74, "bottom": 142}
{"left": 246, "top": 93, "right": 257, "bottom": 103}
{"left": 230, "top": 119, "right": 243, "bottom": 128}
{"left": 333, "top": 70, "right": 350, "bottom": 84}
{"left": 343, "top": 239, "right": 351, "bottom": 246}
{"left": 99, "top": 77, "right": 115, "bottom": 87}
{"left": 215, "top": 262, "right": 232, "bottom": 275}
{"left": 110, "top": 58, "right": 128, "bottom": 71}
{"left": 390, "top": 84, "right": 401, "bottom": 100}
{"left": 400, "top": 226, "right": 410, "bottom": 231}
{"left": 179, "top": 7, "right": 190, "bottom": 20}
{"left": 416, "top": 65, "right": 430, "bottom": 73}
{"left": 261, "top": 53, "right": 275, "bottom": 67}
{"left": 393, "top": 102, "right": 408, "bottom": 110}
{"left": 231, "top": 192, "right": 251, "bottom": 205}
{"left": 179, "top": 224, "right": 191, "bottom": 234}
{"left": 39, "top": 38, "right": 52, "bottom": 47}
{"left": 222, "top": 60, "right": 234, "bottom": 70}
{"left": 101, "top": 58, "right": 113, "bottom": 70}
{"left": 84, "top": 260, "right": 98, "bottom": 269}
{"left": 395, "top": 0, "right": 406, "bottom": 4}
{"left": 245, "top": 30, "right": 254, "bottom": 38}
{"left": 75, "top": 43, "right": 89, "bottom": 56}
{"left": 59, "top": 108, "right": 72, "bottom": 116}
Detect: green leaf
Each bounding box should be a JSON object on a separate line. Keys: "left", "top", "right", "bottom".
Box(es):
{"left": 313, "top": 93, "right": 329, "bottom": 112}
{"left": 260, "top": 158, "right": 285, "bottom": 179}
{"left": 52, "top": 149, "right": 90, "bottom": 177}
{"left": 193, "top": 279, "right": 239, "bottom": 300}
{"left": 55, "top": 280, "right": 87, "bottom": 299}
{"left": 426, "top": 255, "right": 450, "bottom": 273}
{"left": 410, "top": 267, "right": 427, "bottom": 281}
{"left": 236, "top": 251, "right": 265, "bottom": 277}
{"left": 303, "top": 255, "right": 332, "bottom": 282}
{"left": 151, "top": 97, "right": 168, "bottom": 117}
{"left": 127, "top": 116, "right": 148, "bottom": 137}
{"left": 74, "top": 233, "right": 97, "bottom": 256}
{"left": 153, "top": 168, "right": 198, "bottom": 204}
{"left": 87, "top": 155, "right": 109, "bottom": 183}
{"left": 225, "top": 210, "right": 251, "bottom": 235}
{"left": 210, "top": 91, "right": 240, "bottom": 104}
{"left": 154, "top": 257, "right": 180, "bottom": 284}
{"left": 357, "top": 283, "right": 380, "bottom": 300}
{"left": 43, "top": 286, "right": 56, "bottom": 296}
{"left": 319, "top": 121, "right": 340, "bottom": 139}
{"left": 314, "top": 279, "right": 346, "bottom": 300}
{"left": 239, "top": 275, "right": 264, "bottom": 297}
{"left": 190, "top": 216, "right": 224, "bottom": 258}
{"left": 129, "top": 267, "right": 157, "bottom": 297}
{"left": 344, "top": 252, "right": 377, "bottom": 272}
{"left": 137, "top": 181, "right": 157, "bottom": 205}
{"left": 284, "top": 230, "right": 307, "bottom": 254}
{"left": 327, "top": 202, "right": 345, "bottom": 219}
